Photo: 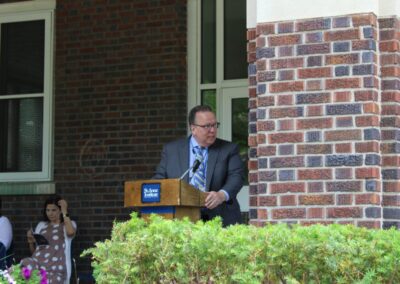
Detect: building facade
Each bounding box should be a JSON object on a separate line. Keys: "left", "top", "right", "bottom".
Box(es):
{"left": 248, "top": 0, "right": 400, "bottom": 228}
{"left": 0, "top": 0, "right": 398, "bottom": 281}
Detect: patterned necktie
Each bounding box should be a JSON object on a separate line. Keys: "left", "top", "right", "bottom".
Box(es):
{"left": 191, "top": 146, "right": 206, "bottom": 191}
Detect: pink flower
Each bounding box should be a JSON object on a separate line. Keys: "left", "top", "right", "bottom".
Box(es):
{"left": 39, "top": 268, "right": 48, "bottom": 284}
{"left": 21, "top": 267, "right": 32, "bottom": 280}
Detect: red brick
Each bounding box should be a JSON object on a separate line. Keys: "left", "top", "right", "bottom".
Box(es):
{"left": 247, "top": 29, "right": 257, "bottom": 40}
{"left": 248, "top": 136, "right": 257, "bottom": 147}
{"left": 355, "top": 167, "right": 380, "bottom": 179}
{"left": 324, "top": 29, "right": 360, "bottom": 41}
{"left": 257, "top": 146, "right": 276, "bottom": 156}
{"left": 355, "top": 115, "right": 379, "bottom": 127}
{"left": 270, "top": 107, "right": 303, "bottom": 118}
{"left": 257, "top": 96, "right": 275, "bottom": 107}
{"left": 299, "top": 194, "right": 334, "bottom": 205}
{"left": 256, "top": 59, "right": 266, "bottom": 71}
{"left": 337, "top": 194, "right": 353, "bottom": 205}
{"left": 326, "top": 78, "right": 361, "bottom": 90}
{"left": 297, "top": 144, "right": 332, "bottom": 155}
{"left": 326, "top": 54, "right": 358, "bottom": 65}
{"left": 256, "top": 37, "right": 265, "bottom": 48}
{"left": 352, "top": 13, "right": 377, "bottom": 27}
{"left": 327, "top": 207, "right": 362, "bottom": 218}
{"left": 249, "top": 88, "right": 257, "bottom": 98}
{"left": 269, "top": 132, "right": 303, "bottom": 144}
{"left": 382, "top": 195, "right": 400, "bottom": 206}
{"left": 325, "top": 130, "right": 361, "bottom": 141}
{"left": 248, "top": 52, "right": 256, "bottom": 63}
{"left": 307, "top": 208, "right": 324, "bottom": 219}
{"left": 280, "top": 195, "right": 297, "bottom": 206}
{"left": 381, "top": 66, "right": 400, "bottom": 77}
{"left": 256, "top": 23, "right": 275, "bottom": 35}
{"left": 298, "top": 67, "right": 332, "bottom": 79}
{"left": 297, "top": 118, "right": 332, "bottom": 129}
{"left": 380, "top": 40, "right": 400, "bottom": 52}
{"left": 382, "top": 105, "right": 400, "bottom": 115}
{"left": 298, "top": 169, "right": 332, "bottom": 180}
{"left": 382, "top": 156, "right": 400, "bottom": 167}
{"left": 306, "top": 105, "right": 323, "bottom": 116}
{"left": 355, "top": 90, "right": 378, "bottom": 101}
{"left": 257, "top": 133, "right": 266, "bottom": 144}
{"left": 308, "top": 182, "right": 324, "bottom": 193}
{"left": 268, "top": 34, "right": 302, "bottom": 46}
{"left": 355, "top": 193, "right": 381, "bottom": 205}
{"left": 259, "top": 196, "right": 277, "bottom": 206}
{"left": 277, "top": 94, "right": 293, "bottom": 105}
{"left": 357, "top": 221, "right": 381, "bottom": 229}
{"left": 257, "top": 120, "right": 275, "bottom": 131}
{"left": 334, "top": 91, "right": 351, "bottom": 102}
{"left": 269, "top": 81, "right": 304, "bottom": 93}
{"left": 363, "top": 103, "right": 380, "bottom": 114}
{"left": 257, "top": 209, "right": 268, "bottom": 219}
{"left": 381, "top": 91, "right": 400, "bottom": 102}
{"left": 248, "top": 160, "right": 258, "bottom": 171}
{"left": 270, "top": 183, "right": 305, "bottom": 194}
{"left": 250, "top": 196, "right": 257, "bottom": 206}
{"left": 272, "top": 208, "right": 306, "bottom": 219}
{"left": 270, "top": 58, "right": 304, "bottom": 69}
{"left": 352, "top": 40, "right": 376, "bottom": 50}
{"left": 383, "top": 182, "right": 400, "bottom": 192}
{"left": 279, "top": 119, "right": 294, "bottom": 131}
{"left": 381, "top": 54, "right": 400, "bottom": 66}
{"left": 335, "top": 143, "right": 352, "bottom": 153}
{"left": 248, "top": 41, "right": 256, "bottom": 52}
{"left": 355, "top": 141, "right": 379, "bottom": 153}
{"left": 306, "top": 80, "right": 322, "bottom": 91}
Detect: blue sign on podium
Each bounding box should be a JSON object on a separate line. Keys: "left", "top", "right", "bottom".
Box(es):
{"left": 141, "top": 183, "right": 161, "bottom": 203}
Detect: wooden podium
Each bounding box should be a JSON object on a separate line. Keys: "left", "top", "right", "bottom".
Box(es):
{"left": 124, "top": 178, "right": 207, "bottom": 222}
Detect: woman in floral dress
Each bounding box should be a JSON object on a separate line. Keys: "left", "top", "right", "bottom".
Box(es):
{"left": 21, "top": 195, "right": 76, "bottom": 284}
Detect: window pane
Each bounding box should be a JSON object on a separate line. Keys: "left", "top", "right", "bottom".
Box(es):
{"left": 231, "top": 98, "right": 248, "bottom": 184}
{"left": 0, "top": 98, "right": 43, "bottom": 172}
{"left": 0, "top": 20, "right": 44, "bottom": 95}
{"left": 224, "top": 0, "right": 247, "bottom": 80}
{"left": 201, "top": 0, "right": 216, "bottom": 84}
{"left": 201, "top": 89, "right": 216, "bottom": 114}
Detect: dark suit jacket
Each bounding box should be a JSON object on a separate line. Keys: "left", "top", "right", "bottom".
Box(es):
{"left": 153, "top": 136, "right": 244, "bottom": 226}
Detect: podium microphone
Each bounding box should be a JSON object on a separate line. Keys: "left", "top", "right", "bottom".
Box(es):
{"left": 180, "top": 154, "right": 203, "bottom": 180}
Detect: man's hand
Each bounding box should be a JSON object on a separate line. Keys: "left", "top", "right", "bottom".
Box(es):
{"left": 205, "top": 191, "right": 226, "bottom": 209}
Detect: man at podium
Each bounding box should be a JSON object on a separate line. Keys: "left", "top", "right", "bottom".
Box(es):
{"left": 153, "top": 105, "right": 244, "bottom": 227}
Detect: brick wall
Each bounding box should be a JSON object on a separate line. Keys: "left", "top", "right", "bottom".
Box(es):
{"left": 248, "top": 13, "right": 399, "bottom": 228}
{"left": 2, "top": 0, "right": 187, "bottom": 280}
{"left": 379, "top": 17, "right": 400, "bottom": 228}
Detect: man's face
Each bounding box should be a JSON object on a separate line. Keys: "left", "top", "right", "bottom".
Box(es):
{"left": 191, "top": 111, "right": 217, "bottom": 147}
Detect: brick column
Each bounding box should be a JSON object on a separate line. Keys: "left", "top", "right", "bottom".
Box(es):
{"left": 248, "top": 13, "right": 385, "bottom": 228}
{"left": 379, "top": 16, "right": 400, "bottom": 228}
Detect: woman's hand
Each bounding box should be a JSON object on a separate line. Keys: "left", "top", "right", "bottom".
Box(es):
{"left": 58, "top": 199, "right": 68, "bottom": 215}
{"left": 27, "top": 229, "right": 35, "bottom": 244}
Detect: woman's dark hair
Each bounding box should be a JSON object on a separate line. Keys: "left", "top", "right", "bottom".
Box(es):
{"left": 188, "top": 105, "right": 213, "bottom": 125}
{"left": 42, "top": 195, "right": 63, "bottom": 222}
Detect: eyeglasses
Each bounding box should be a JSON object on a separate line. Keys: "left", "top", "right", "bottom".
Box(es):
{"left": 192, "top": 122, "right": 220, "bottom": 130}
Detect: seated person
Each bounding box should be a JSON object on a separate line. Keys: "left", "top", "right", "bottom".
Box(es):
{"left": 0, "top": 197, "right": 13, "bottom": 270}
{"left": 21, "top": 195, "right": 77, "bottom": 283}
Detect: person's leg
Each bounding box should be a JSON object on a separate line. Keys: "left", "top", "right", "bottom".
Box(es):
{"left": 0, "top": 242, "right": 6, "bottom": 270}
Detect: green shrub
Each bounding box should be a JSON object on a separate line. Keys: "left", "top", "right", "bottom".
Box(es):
{"left": 82, "top": 213, "right": 400, "bottom": 284}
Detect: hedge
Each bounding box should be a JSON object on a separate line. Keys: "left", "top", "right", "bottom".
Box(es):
{"left": 83, "top": 213, "right": 400, "bottom": 284}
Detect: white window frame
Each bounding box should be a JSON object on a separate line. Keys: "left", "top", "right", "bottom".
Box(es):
{"left": 0, "top": 0, "right": 55, "bottom": 182}
{"left": 187, "top": 0, "right": 249, "bottom": 212}
{"left": 188, "top": 0, "right": 247, "bottom": 119}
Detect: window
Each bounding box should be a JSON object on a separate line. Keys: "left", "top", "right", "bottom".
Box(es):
{"left": 0, "top": 1, "right": 55, "bottom": 182}
{"left": 188, "top": 0, "right": 249, "bottom": 213}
